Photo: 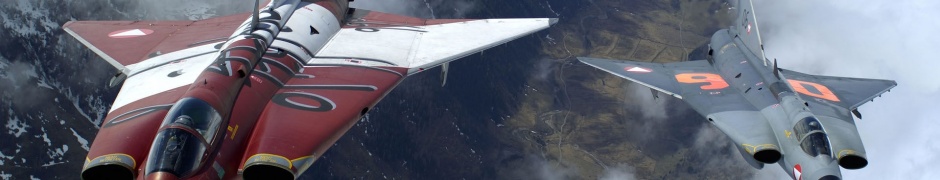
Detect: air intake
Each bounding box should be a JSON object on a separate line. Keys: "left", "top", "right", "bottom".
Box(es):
{"left": 243, "top": 164, "right": 294, "bottom": 180}
{"left": 753, "top": 149, "right": 782, "bottom": 164}
{"left": 82, "top": 164, "right": 134, "bottom": 180}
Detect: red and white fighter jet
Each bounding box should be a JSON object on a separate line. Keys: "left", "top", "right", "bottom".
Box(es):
{"left": 64, "top": 0, "right": 555, "bottom": 179}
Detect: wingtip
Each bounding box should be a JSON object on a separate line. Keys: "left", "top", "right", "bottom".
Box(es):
{"left": 62, "top": 21, "right": 75, "bottom": 29}
{"left": 575, "top": 57, "right": 589, "bottom": 62}
{"left": 549, "top": 18, "right": 559, "bottom": 25}
{"left": 577, "top": 57, "right": 606, "bottom": 65}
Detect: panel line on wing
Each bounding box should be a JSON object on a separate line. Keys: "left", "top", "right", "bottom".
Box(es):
{"left": 303, "top": 64, "right": 403, "bottom": 77}
{"left": 311, "top": 56, "right": 398, "bottom": 66}
{"left": 580, "top": 60, "right": 682, "bottom": 99}
{"left": 283, "top": 85, "right": 378, "bottom": 91}
{"left": 128, "top": 51, "right": 216, "bottom": 77}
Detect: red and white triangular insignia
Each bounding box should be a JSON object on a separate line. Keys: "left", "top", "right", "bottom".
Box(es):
{"left": 625, "top": 66, "right": 652, "bottom": 73}
{"left": 793, "top": 164, "right": 803, "bottom": 180}
{"left": 109, "top": 29, "right": 154, "bottom": 38}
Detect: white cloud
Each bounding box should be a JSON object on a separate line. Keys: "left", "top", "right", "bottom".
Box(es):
{"left": 625, "top": 82, "right": 667, "bottom": 119}
{"left": 503, "top": 155, "right": 578, "bottom": 180}
{"left": 754, "top": 0, "right": 940, "bottom": 179}
{"left": 599, "top": 163, "right": 637, "bottom": 180}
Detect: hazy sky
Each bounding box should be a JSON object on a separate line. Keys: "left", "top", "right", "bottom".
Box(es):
{"left": 754, "top": 0, "right": 940, "bottom": 179}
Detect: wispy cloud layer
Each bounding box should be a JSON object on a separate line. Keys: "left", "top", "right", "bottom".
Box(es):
{"left": 754, "top": 0, "right": 940, "bottom": 179}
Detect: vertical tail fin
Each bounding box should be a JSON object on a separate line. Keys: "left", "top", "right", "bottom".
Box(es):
{"left": 250, "top": 0, "right": 260, "bottom": 31}
{"left": 733, "top": 0, "right": 768, "bottom": 63}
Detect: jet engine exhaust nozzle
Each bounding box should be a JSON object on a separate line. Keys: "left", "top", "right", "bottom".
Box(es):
{"left": 838, "top": 154, "right": 868, "bottom": 169}
{"left": 753, "top": 149, "right": 782, "bottom": 164}
{"left": 145, "top": 171, "right": 180, "bottom": 180}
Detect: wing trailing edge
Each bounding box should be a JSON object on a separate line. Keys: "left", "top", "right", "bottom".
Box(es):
{"left": 779, "top": 68, "right": 897, "bottom": 111}
{"left": 731, "top": 0, "right": 769, "bottom": 65}
{"left": 309, "top": 9, "right": 557, "bottom": 75}
{"left": 63, "top": 13, "right": 252, "bottom": 74}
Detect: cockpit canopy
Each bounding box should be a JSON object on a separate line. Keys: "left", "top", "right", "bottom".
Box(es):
{"left": 792, "top": 117, "right": 832, "bottom": 157}
{"left": 145, "top": 98, "right": 223, "bottom": 177}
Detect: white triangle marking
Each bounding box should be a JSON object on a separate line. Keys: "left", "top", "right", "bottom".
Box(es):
{"left": 112, "top": 29, "right": 147, "bottom": 37}
{"left": 627, "top": 67, "right": 651, "bottom": 73}
{"left": 793, "top": 167, "right": 802, "bottom": 180}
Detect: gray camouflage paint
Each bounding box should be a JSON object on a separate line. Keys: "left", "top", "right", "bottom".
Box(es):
{"left": 578, "top": 0, "right": 896, "bottom": 179}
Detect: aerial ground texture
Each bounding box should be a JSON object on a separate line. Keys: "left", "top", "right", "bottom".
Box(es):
{"left": 0, "top": 0, "right": 762, "bottom": 179}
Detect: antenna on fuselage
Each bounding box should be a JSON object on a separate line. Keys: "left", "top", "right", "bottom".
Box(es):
{"left": 774, "top": 58, "right": 780, "bottom": 79}
{"left": 250, "top": 0, "right": 260, "bottom": 31}
{"left": 773, "top": 58, "right": 781, "bottom": 79}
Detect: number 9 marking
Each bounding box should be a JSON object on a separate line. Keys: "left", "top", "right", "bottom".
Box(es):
{"left": 675, "top": 73, "right": 729, "bottom": 90}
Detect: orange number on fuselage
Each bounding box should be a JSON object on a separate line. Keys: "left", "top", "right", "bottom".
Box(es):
{"left": 787, "top": 80, "right": 840, "bottom": 102}
{"left": 675, "top": 73, "right": 729, "bottom": 90}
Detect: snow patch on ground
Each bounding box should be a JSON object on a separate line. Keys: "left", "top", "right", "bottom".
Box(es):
{"left": 47, "top": 141, "right": 67, "bottom": 159}
{"left": 182, "top": 5, "right": 213, "bottom": 20}
{"left": 25, "top": 58, "right": 59, "bottom": 90}
{"left": 70, "top": 128, "right": 90, "bottom": 151}
{"left": 0, "top": 0, "right": 60, "bottom": 39}
{"left": 41, "top": 144, "right": 68, "bottom": 167}
{"left": 29, "top": 175, "right": 39, "bottom": 180}
{"left": 0, "top": 172, "right": 10, "bottom": 180}
{"left": 0, "top": 12, "right": 40, "bottom": 37}
{"left": 0, "top": 58, "right": 9, "bottom": 80}
{"left": 0, "top": 149, "right": 12, "bottom": 166}
{"left": 85, "top": 95, "right": 108, "bottom": 127}
{"left": 134, "top": 1, "right": 222, "bottom": 20}
{"left": 38, "top": 127, "right": 51, "bottom": 146}
{"left": 63, "top": 88, "right": 97, "bottom": 126}
{"left": 5, "top": 111, "right": 29, "bottom": 138}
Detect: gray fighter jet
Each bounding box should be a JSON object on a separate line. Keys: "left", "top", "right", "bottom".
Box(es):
{"left": 578, "top": 0, "right": 896, "bottom": 179}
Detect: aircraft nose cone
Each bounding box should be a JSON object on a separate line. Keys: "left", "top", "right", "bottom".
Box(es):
{"left": 146, "top": 172, "right": 180, "bottom": 180}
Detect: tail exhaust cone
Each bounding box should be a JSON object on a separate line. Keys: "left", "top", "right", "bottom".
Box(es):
{"left": 146, "top": 172, "right": 180, "bottom": 180}
{"left": 753, "top": 149, "right": 782, "bottom": 164}
{"left": 82, "top": 164, "right": 135, "bottom": 180}
{"left": 243, "top": 164, "right": 294, "bottom": 180}
{"left": 838, "top": 155, "right": 868, "bottom": 169}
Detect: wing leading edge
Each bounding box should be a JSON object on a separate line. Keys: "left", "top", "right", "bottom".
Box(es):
{"left": 242, "top": 9, "right": 558, "bottom": 176}
{"left": 579, "top": 57, "right": 778, "bottom": 168}
{"left": 779, "top": 68, "right": 897, "bottom": 116}
{"left": 577, "top": 57, "right": 756, "bottom": 114}
{"left": 63, "top": 13, "right": 251, "bottom": 75}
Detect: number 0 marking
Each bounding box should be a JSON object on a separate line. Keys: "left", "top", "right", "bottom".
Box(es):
{"left": 787, "top": 80, "right": 840, "bottom": 102}
{"left": 675, "top": 73, "right": 729, "bottom": 90}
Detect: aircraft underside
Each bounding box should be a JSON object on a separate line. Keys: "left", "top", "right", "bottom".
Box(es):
{"left": 66, "top": 0, "right": 555, "bottom": 179}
